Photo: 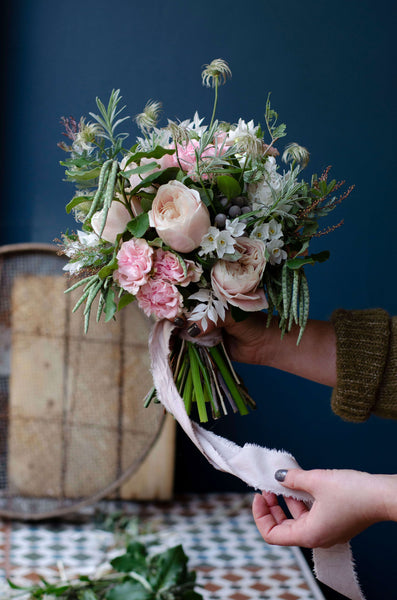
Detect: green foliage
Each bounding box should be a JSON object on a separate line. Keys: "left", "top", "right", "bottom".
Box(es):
{"left": 216, "top": 174, "right": 241, "bottom": 199}
{"left": 265, "top": 93, "right": 287, "bottom": 142}
{"left": 6, "top": 541, "right": 202, "bottom": 600}
{"left": 89, "top": 89, "right": 130, "bottom": 145}
{"left": 127, "top": 213, "right": 150, "bottom": 238}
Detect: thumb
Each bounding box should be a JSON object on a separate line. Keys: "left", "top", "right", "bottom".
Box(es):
{"left": 275, "top": 468, "right": 317, "bottom": 495}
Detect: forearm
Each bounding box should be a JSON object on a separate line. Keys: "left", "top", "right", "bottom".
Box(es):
{"left": 225, "top": 314, "right": 337, "bottom": 387}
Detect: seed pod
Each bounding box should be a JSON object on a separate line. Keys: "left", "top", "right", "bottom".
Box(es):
{"left": 214, "top": 213, "right": 227, "bottom": 228}
{"left": 228, "top": 205, "right": 241, "bottom": 218}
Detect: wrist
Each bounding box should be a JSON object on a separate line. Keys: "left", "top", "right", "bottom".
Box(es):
{"left": 379, "top": 474, "right": 397, "bottom": 522}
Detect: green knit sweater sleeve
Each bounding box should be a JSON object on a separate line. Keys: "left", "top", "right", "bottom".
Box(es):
{"left": 330, "top": 308, "right": 397, "bottom": 422}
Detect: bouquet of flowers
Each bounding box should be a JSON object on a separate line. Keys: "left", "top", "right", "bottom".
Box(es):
{"left": 58, "top": 59, "right": 352, "bottom": 423}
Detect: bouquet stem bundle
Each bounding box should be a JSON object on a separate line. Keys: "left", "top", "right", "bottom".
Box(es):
{"left": 145, "top": 337, "right": 255, "bottom": 422}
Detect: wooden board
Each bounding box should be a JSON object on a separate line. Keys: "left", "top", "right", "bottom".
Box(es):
{"left": 8, "top": 275, "right": 175, "bottom": 500}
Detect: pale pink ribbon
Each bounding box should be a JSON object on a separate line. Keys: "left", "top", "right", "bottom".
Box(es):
{"left": 149, "top": 319, "right": 365, "bottom": 600}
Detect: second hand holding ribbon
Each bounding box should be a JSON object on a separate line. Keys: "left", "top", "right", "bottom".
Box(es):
{"left": 149, "top": 319, "right": 365, "bottom": 600}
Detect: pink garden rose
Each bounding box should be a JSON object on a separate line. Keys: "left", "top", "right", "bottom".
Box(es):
{"left": 160, "top": 139, "right": 226, "bottom": 180}
{"left": 148, "top": 180, "right": 211, "bottom": 253}
{"left": 91, "top": 199, "right": 132, "bottom": 243}
{"left": 137, "top": 278, "right": 183, "bottom": 320}
{"left": 113, "top": 238, "right": 153, "bottom": 295}
{"left": 211, "top": 237, "right": 268, "bottom": 311}
{"left": 153, "top": 248, "right": 203, "bottom": 286}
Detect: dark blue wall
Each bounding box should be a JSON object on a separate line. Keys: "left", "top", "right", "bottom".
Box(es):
{"left": 3, "top": 1, "right": 397, "bottom": 598}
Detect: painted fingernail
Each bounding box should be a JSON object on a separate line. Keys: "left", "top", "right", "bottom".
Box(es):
{"left": 275, "top": 469, "right": 288, "bottom": 482}
{"left": 173, "top": 317, "right": 185, "bottom": 327}
{"left": 187, "top": 323, "right": 201, "bottom": 337}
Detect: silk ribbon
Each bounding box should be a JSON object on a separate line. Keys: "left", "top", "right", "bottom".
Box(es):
{"left": 149, "top": 319, "right": 364, "bottom": 600}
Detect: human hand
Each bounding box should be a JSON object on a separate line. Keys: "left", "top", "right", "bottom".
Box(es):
{"left": 252, "top": 468, "right": 397, "bottom": 549}
{"left": 183, "top": 310, "right": 337, "bottom": 386}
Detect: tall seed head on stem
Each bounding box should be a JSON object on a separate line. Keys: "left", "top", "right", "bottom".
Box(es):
{"left": 201, "top": 59, "right": 232, "bottom": 88}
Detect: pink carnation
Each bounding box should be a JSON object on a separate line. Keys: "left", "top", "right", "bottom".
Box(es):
{"left": 114, "top": 238, "right": 153, "bottom": 295}
{"left": 136, "top": 278, "right": 183, "bottom": 320}
{"left": 153, "top": 249, "right": 203, "bottom": 287}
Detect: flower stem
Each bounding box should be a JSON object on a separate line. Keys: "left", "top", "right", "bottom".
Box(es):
{"left": 209, "top": 78, "right": 219, "bottom": 129}
{"left": 208, "top": 345, "right": 249, "bottom": 415}
{"left": 188, "top": 343, "right": 208, "bottom": 422}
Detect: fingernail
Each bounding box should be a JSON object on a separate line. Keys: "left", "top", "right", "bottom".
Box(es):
{"left": 275, "top": 469, "right": 288, "bottom": 482}
{"left": 173, "top": 317, "right": 185, "bottom": 328}
{"left": 187, "top": 323, "right": 201, "bottom": 337}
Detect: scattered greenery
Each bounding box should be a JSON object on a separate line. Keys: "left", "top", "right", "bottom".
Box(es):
{"left": 7, "top": 541, "right": 202, "bottom": 600}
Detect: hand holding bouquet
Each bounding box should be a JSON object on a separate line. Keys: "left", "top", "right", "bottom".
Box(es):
{"left": 59, "top": 59, "right": 352, "bottom": 423}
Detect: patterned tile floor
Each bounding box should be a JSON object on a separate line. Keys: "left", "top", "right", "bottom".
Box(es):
{"left": 0, "top": 493, "right": 325, "bottom": 599}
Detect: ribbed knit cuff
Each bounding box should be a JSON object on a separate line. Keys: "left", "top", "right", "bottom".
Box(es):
{"left": 330, "top": 309, "right": 390, "bottom": 422}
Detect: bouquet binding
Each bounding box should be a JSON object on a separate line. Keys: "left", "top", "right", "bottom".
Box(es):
{"left": 58, "top": 59, "right": 352, "bottom": 423}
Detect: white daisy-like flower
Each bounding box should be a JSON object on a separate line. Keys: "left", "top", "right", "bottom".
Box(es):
{"left": 199, "top": 227, "right": 236, "bottom": 258}
{"left": 266, "top": 238, "right": 287, "bottom": 265}
{"left": 227, "top": 118, "right": 259, "bottom": 143}
{"left": 224, "top": 217, "right": 246, "bottom": 238}
{"left": 251, "top": 219, "right": 283, "bottom": 242}
{"left": 215, "top": 229, "right": 235, "bottom": 258}
{"left": 199, "top": 226, "right": 219, "bottom": 255}
{"left": 188, "top": 288, "right": 226, "bottom": 331}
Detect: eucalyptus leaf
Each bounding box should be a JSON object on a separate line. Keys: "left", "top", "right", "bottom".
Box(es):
{"left": 98, "top": 257, "right": 118, "bottom": 279}
{"left": 66, "top": 166, "right": 102, "bottom": 182}
{"left": 105, "top": 581, "right": 153, "bottom": 600}
{"left": 148, "top": 545, "right": 189, "bottom": 590}
{"left": 125, "top": 146, "right": 175, "bottom": 166}
{"left": 66, "top": 195, "right": 93, "bottom": 214}
{"left": 118, "top": 293, "right": 135, "bottom": 311}
{"left": 140, "top": 197, "right": 153, "bottom": 212}
{"left": 130, "top": 167, "right": 179, "bottom": 195}
{"left": 216, "top": 175, "right": 241, "bottom": 199}
{"left": 121, "top": 161, "right": 160, "bottom": 178}
{"left": 127, "top": 213, "right": 150, "bottom": 238}
{"left": 286, "top": 250, "right": 330, "bottom": 269}
{"left": 78, "top": 590, "right": 98, "bottom": 600}
{"left": 104, "top": 287, "right": 117, "bottom": 322}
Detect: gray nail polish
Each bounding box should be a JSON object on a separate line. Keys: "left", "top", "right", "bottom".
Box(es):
{"left": 187, "top": 323, "right": 201, "bottom": 337}
{"left": 173, "top": 317, "right": 185, "bottom": 327}
{"left": 275, "top": 469, "right": 288, "bottom": 482}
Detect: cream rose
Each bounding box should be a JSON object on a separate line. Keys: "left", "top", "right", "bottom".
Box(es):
{"left": 148, "top": 180, "right": 211, "bottom": 253}
{"left": 211, "top": 237, "right": 268, "bottom": 311}
{"left": 91, "top": 199, "right": 131, "bottom": 243}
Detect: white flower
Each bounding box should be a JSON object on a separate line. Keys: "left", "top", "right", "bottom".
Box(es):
{"left": 199, "top": 226, "right": 219, "bottom": 255}
{"left": 63, "top": 260, "right": 85, "bottom": 275}
{"left": 251, "top": 219, "right": 283, "bottom": 242}
{"left": 247, "top": 156, "right": 283, "bottom": 208}
{"left": 77, "top": 230, "right": 99, "bottom": 246}
{"left": 215, "top": 229, "right": 235, "bottom": 257}
{"left": 179, "top": 112, "right": 207, "bottom": 137}
{"left": 266, "top": 238, "right": 287, "bottom": 265}
{"left": 188, "top": 288, "right": 226, "bottom": 331}
{"left": 199, "top": 226, "right": 236, "bottom": 258}
{"left": 224, "top": 217, "right": 246, "bottom": 238}
{"left": 227, "top": 119, "right": 259, "bottom": 143}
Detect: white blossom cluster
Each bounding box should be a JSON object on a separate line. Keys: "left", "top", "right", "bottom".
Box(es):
{"left": 199, "top": 218, "right": 246, "bottom": 259}
{"left": 250, "top": 218, "right": 287, "bottom": 265}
